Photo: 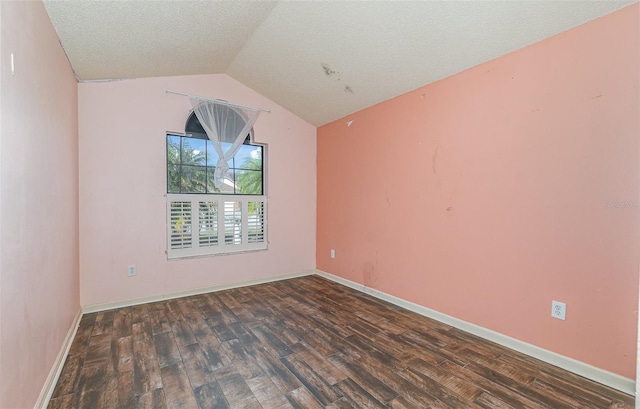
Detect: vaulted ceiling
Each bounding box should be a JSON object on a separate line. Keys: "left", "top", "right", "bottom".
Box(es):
{"left": 43, "top": 0, "right": 636, "bottom": 126}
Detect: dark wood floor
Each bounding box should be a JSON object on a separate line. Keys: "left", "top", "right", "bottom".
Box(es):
{"left": 48, "top": 275, "right": 633, "bottom": 409}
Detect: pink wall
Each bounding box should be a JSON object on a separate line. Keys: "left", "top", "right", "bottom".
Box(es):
{"left": 317, "top": 4, "right": 639, "bottom": 378}
{"left": 78, "top": 74, "right": 316, "bottom": 307}
{"left": 0, "top": 1, "right": 80, "bottom": 407}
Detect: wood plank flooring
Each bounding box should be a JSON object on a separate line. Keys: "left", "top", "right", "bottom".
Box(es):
{"left": 48, "top": 275, "right": 634, "bottom": 408}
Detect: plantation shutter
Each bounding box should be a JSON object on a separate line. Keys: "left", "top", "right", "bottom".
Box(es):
{"left": 167, "top": 194, "right": 266, "bottom": 258}
{"left": 169, "top": 200, "right": 192, "bottom": 250}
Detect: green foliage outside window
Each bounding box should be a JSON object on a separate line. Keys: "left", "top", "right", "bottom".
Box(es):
{"left": 167, "top": 134, "right": 263, "bottom": 195}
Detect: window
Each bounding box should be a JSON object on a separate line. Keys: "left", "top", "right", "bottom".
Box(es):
{"left": 167, "top": 112, "right": 263, "bottom": 195}
{"left": 166, "top": 111, "right": 267, "bottom": 258}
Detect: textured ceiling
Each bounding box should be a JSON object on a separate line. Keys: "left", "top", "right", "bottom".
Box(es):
{"left": 43, "top": 0, "right": 636, "bottom": 126}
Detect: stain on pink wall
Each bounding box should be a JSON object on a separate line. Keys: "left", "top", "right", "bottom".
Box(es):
{"left": 317, "top": 4, "right": 639, "bottom": 378}
{"left": 79, "top": 74, "right": 316, "bottom": 307}
{"left": 0, "top": 1, "right": 80, "bottom": 407}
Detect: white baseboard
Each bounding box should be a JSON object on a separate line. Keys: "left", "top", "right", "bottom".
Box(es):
{"left": 73, "top": 268, "right": 635, "bottom": 396}
{"left": 314, "top": 269, "right": 635, "bottom": 396}
{"left": 82, "top": 270, "right": 315, "bottom": 314}
{"left": 35, "top": 309, "right": 83, "bottom": 409}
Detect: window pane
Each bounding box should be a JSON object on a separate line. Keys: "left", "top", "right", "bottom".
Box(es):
{"left": 206, "top": 166, "right": 219, "bottom": 194}
{"left": 207, "top": 167, "right": 235, "bottom": 194}
{"left": 206, "top": 140, "right": 220, "bottom": 166}
{"left": 223, "top": 169, "right": 235, "bottom": 194}
{"left": 235, "top": 169, "right": 263, "bottom": 195}
{"left": 181, "top": 166, "right": 206, "bottom": 193}
{"left": 234, "top": 145, "right": 262, "bottom": 170}
{"left": 167, "top": 164, "right": 180, "bottom": 193}
{"left": 182, "top": 138, "right": 206, "bottom": 165}
{"left": 167, "top": 135, "right": 181, "bottom": 164}
{"left": 248, "top": 201, "right": 265, "bottom": 243}
{"left": 166, "top": 134, "right": 263, "bottom": 196}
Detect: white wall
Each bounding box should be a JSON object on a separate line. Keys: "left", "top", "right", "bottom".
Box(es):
{"left": 0, "top": 2, "right": 80, "bottom": 407}
{"left": 79, "top": 74, "right": 316, "bottom": 307}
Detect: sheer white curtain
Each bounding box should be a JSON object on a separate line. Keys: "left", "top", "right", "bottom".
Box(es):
{"left": 190, "top": 98, "right": 261, "bottom": 188}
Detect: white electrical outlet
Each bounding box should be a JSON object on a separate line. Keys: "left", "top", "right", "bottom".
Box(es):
{"left": 551, "top": 300, "right": 566, "bottom": 320}
{"left": 128, "top": 264, "right": 137, "bottom": 277}
{"left": 330, "top": 249, "right": 335, "bottom": 259}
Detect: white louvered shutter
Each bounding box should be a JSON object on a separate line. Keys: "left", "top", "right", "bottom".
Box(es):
{"left": 198, "top": 201, "right": 218, "bottom": 247}
{"left": 167, "top": 194, "right": 267, "bottom": 258}
{"left": 248, "top": 201, "right": 265, "bottom": 243}
{"left": 169, "top": 201, "right": 192, "bottom": 250}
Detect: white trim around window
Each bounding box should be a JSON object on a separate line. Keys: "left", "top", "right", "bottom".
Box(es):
{"left": 167, "top": 194, "right": 267, "bottom": 259}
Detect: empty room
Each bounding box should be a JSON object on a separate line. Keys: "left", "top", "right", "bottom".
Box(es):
{"left": 0, "top": 0, "right": 638, "bottom": 408}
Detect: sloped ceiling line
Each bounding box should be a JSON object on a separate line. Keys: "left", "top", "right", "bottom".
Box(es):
{"left": 43, "top": 0, "right": 636, "bottom": 126}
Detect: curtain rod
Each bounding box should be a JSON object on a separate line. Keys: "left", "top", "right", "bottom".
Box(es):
{"left": 166, "top": 90, "right": 270, "bottom": 113}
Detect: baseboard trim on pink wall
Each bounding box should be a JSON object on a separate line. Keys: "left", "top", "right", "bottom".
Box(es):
{"left": 315, "top": 269, "right": 635, "bottom": 396}
{"left": 35, "top": 309, "right": 83, "bottom": 409}
{"left": 71, "top": 268, "right": 634, "bottom": 397}
{"left": 81, "top": 270, "right": 316, "bottom": 314}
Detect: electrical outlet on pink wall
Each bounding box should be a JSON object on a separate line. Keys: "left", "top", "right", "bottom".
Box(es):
{"left": 317, "top": 4, "right": 639, "bottom": 379}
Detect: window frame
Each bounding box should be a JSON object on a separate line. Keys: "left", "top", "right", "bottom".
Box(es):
{"left": 165, "top": 111, "right": 267, "bottom": 259}
{"left": 166, "top": 132, "right": 264, "bottom": 196}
